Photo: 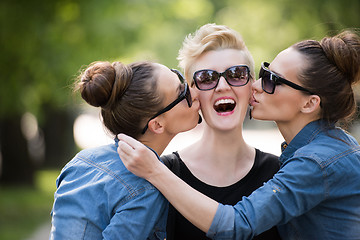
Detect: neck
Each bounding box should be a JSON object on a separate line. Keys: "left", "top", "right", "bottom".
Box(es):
{"left": 138, "top": 132, "right": 175, "bottom": 156}
{"left": 276, "top": 116, "right": 319, "bottom": 144}
{"left": 179, "top": 124, "right": 256, "bottom": 187}
{"left": 196, "top": 125, "right": 253, "bottom": 161}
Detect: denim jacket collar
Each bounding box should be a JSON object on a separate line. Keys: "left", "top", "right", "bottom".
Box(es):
{"left": 279, "top": 120, "right": 333, "bottom": 163}
{"left": 114, "top": 136, "right": 161, "bottom": 160}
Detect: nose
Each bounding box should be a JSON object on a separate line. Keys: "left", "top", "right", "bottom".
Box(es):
{"left": 215, "top": 76, "right": 231, "bottom": 92}
{"left": 252, "top": 78, "right": 263, "bottom": 92}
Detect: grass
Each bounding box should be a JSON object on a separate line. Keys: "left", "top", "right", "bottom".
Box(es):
{"left": 0, "top": 169, "right": 60, "bottom": 240}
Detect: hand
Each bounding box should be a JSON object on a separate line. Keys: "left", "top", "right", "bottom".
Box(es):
{"left": 117, "top": 133, "right": 161, "bottom": 179}
{"left": 117, "top": 134, "right": 217, "bottom": 233}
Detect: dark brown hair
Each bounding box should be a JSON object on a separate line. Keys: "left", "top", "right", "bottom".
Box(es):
{"left": 293, "top": 30, "right": 360, "bottom": 125}
{"left": 75, "top": 61, "right": 163, "bottom": 139}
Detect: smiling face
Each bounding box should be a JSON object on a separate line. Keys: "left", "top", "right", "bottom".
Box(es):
{"left": 191, "top": 49, "right": 252, "bottom": 132}
{"left": 250, "top": 47, "right": 312, "bottom": 123}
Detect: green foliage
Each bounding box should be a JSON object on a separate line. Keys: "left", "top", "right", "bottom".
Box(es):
{"left": 214, "top": 0, "right": 360, "bottom": 74}
{"left": 0, "top": 0, "right": 358, "bottom": 117}
{"left": 0, "top": 169, "right": 59, "bottom": 239}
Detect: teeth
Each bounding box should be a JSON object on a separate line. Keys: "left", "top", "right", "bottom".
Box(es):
{"left": 215, "top": 99, "right": 235, "bottom": 106}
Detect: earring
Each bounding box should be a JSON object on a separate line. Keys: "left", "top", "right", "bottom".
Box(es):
{"left": 249, "top": 106, "right": 253, "bottom": 120}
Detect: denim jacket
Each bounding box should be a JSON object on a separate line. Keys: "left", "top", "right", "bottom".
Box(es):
{"left": 50, "top": 141, "right": 168, "bottom": 240}
{"left": 207, "top": 120, "right": 360, "bottom": 240}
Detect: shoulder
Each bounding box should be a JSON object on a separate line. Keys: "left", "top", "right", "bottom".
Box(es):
{"left": 160, "top": 152, "right": 180, "bottom": 167}
{"left": 294, "top": 128, "right": 360, "bottom": 167}
{"left": 62, "top": 144, "right": 120, "bottom": 175}
{"left": 251, "top": 149, "right": 280, "bottom": 180}
{"left": 255, "top": 149, "right": 280, "bottom": 168}
{"left": 59, "top": 144, "right": 155, "bottom": 193}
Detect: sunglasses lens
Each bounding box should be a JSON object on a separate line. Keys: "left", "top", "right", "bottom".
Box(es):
{"left": 193, "top": 70, "right": 219, "bottom": 90}
{"left": 263, "top": 72, "right": 274, "bottom": 94}
{"left": 259, "top": 66, "right": 275, "bottom": 94}
{"left": 225, "top": 66, "right": 249, "bottom": 86}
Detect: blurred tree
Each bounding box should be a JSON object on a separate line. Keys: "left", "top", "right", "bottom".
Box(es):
{"left": 0, "top": 0, "right": 215, "bottom": 185}
{"left": 215, "top": 0, "right": 360, "bottom": 72}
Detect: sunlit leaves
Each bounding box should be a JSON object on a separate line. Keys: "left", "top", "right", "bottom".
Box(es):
{"left": 0, "top": 0, "right": 358, "bottom": 118}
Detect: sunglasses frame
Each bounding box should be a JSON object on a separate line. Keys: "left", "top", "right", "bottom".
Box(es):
{"left": 260, "top": 62, "right": 314, "bottom": 95}
{"left": 141, "top": 69, "right": 192, "bottom": 134}
{"left": 193, "top": 65, "right": 250, "bottom": 91}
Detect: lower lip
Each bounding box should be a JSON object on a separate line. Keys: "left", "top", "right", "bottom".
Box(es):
{"left": 216, "top": 110, "right": 234, "bottom": 116}
{"left": 249, "top": 99, "right": 258, "bottom": 106}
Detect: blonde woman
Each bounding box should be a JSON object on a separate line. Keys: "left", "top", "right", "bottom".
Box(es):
{"left": 161, "top": 24, "right": 281, "bottom": 239}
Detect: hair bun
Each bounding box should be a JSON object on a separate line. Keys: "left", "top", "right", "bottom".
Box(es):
{"left": 320, "top": 31, "right": 360, "bottom": 85}
{"left": 77, "top": 61, "right": 132, "bottom": 109}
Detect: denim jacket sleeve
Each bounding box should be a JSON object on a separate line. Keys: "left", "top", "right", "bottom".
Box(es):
{"left": 50, "top": 148, "right": 168, "bottom": 240}
{"left": 207, "top": 156, "right": 325, "bottom": 240}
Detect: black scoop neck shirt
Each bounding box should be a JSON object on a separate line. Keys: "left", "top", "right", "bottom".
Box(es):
{"left": 161, "top": 149, "right": 282, "bottom": 240}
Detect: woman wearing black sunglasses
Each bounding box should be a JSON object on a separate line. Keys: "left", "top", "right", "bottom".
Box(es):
{"left": 50, "top": 61, "right": 201, "bottom": 239}
{"left": 161, "top": 24, "right": 281, "bottom": 240}
{"left": 117, "top": 30, "right": 360, "bottom": 239}
{"left": 119, "top": 24, "right": 281, "bottom": 239}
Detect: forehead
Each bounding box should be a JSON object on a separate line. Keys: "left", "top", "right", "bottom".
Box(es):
{"left": 193, "top": 49, "right": 248, "bottom": 72}
{"left": 155, "top": 64, "right": 180, "bottom": 96}
{"left": 270, "top": 47, "right": 306, "bottom": 80}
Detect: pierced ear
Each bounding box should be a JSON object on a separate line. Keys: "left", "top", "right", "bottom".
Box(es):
{"left": 301, "top": 95, "right": 321, "bottom": 114}
{"left": 147, "top": 118, "right": 164, "bottom": 134}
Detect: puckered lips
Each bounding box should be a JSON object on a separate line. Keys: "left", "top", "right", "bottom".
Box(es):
{"left": 213, "top": 97, "right": 236, "bottom": 115}
{"left": 249, "top": 93, "right": 258, "bottom": 106}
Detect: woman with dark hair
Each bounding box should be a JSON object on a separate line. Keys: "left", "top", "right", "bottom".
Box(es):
{"left": 50, "top": 61, "right": 201, "bottom": 239}
{"left": 117, "top": 30, "right": 360, "bottom": 239}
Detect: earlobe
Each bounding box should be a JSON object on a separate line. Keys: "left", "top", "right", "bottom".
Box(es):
{"left": 302, "top": 95, "right": 321, "bottom": 114}
{"left": 147, "top": 118, "right": 164, "bottom": 134}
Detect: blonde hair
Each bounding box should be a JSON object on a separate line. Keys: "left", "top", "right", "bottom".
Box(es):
{"left": 177, "top": 23, "right": 255, "bottom": 85}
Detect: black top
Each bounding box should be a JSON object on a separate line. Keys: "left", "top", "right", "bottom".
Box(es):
{"left": 161, "top": 149, "right": 282, "bottom": 240}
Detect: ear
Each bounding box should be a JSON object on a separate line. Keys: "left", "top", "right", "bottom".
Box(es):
{"left": 147, "top": 117, "right": 165, "bottom": 134}
{"left": 301, "top": 95, "right": 321, "bottom": 114}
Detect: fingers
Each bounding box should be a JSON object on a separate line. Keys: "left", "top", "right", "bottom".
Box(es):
{"left": 117, "top": 133, "right": 144, "bottom": 149}
{"left": 116, "top": 133, "right": 161, "bottom": 179}
{"left": 117, "top": 140, "right": 133, "bottom": 160}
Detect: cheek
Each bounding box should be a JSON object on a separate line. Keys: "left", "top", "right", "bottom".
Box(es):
{"left": 198, "top": 92, "right": 212, "bottom": 111}
{"left": 263, "top": 93, "right": 302, "bottom": 120}
{"left": 236, "top": 87, "right": 251, "bottom": 104}
{"left": 171, "top": 106, "right": 198, "bottom": 131}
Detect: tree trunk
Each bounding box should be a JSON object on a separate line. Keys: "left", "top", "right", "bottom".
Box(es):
{"left": 41, "top": 104, "right": 77, "bottom": 169}
{"left": 0, "top": 115, "right": 35, "bottom": 186}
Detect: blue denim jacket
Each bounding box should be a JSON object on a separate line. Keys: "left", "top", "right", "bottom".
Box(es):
{"left": 50, "top": 141, "right": 168, "bottom": 240}
{"left": 207, "top": 120, "right": 360, "bottom": 240}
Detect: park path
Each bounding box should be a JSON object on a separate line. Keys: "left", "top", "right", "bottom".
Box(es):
{"left": 25, "top": 222, "right": 50, "bottom": 240}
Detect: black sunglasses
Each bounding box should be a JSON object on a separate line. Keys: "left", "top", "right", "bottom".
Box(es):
{"left": 193, "top": 65, "right": 250, "bottom": 91}
{"left": 259, "top": 62, "right": 314, "bottom": 95}
{"left": 141, "top": 69, "right": 192, "bottom": 134}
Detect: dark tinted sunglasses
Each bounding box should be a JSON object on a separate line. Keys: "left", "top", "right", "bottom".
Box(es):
{"left": 193, "top": 65, "right": 250, "bottom": 91}
{"left": 259, "top": 62, "right": 314, "bottom": 95}
{"left": 141, "top": 69, "right": 192, "bottom": 134}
